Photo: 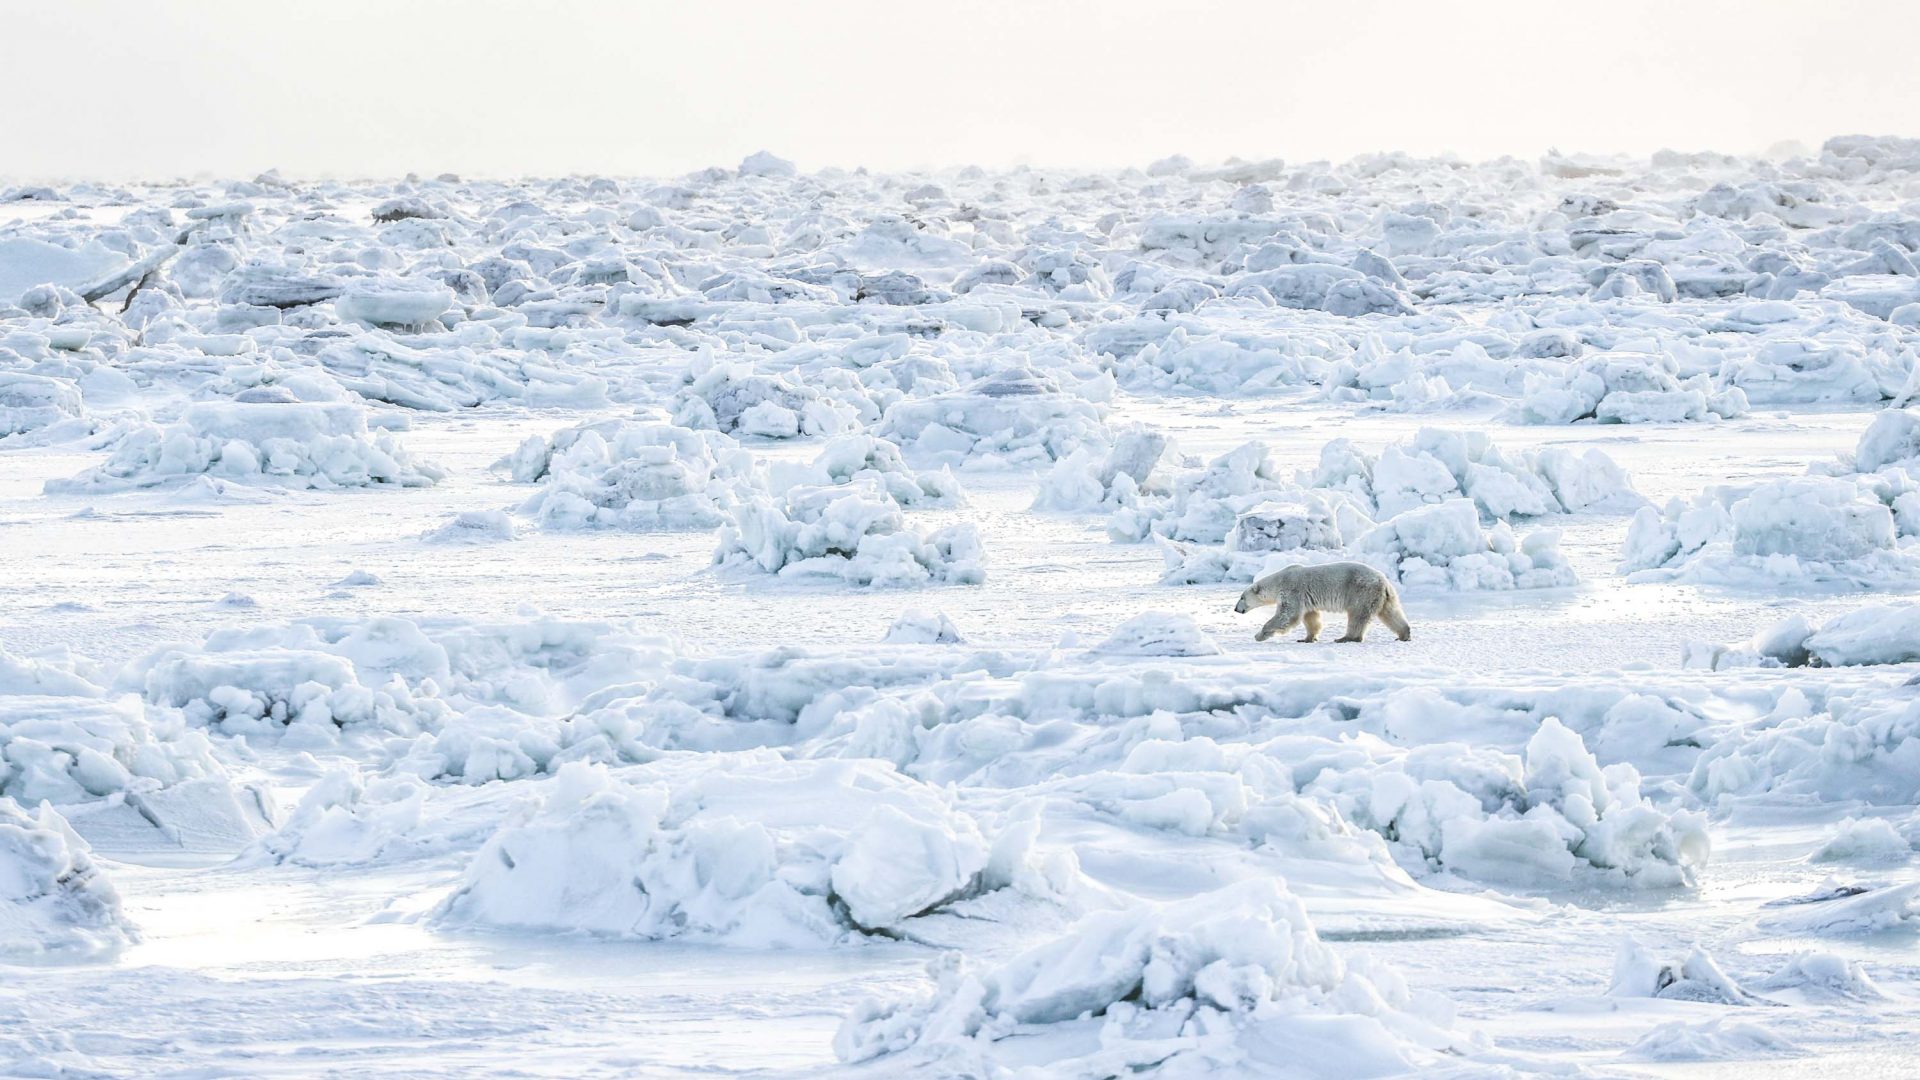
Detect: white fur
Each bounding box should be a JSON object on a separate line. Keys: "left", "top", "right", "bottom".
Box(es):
{"left": 1234, "top": 562, "right": 1411, "bottom": 643}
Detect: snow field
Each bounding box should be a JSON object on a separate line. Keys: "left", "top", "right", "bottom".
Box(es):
{"left": 5, "top": 140, "right": 1920, "bottom": 1075}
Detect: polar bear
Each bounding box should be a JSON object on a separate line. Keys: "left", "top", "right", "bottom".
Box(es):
{"left": 1233, "top": 561, "right": 1411, "bottom": 643}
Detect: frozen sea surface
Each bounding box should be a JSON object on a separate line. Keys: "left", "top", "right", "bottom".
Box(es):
{"left": 2, "top": 145, "right": 1919, "bottom": 1077}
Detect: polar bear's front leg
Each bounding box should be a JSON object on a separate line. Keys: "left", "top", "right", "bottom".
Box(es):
{"left": 1255, "top": 600, "right": 1301, "bottom": 642}
{"left": 1300, "top": 610, "right": 1322, "bottom": 642}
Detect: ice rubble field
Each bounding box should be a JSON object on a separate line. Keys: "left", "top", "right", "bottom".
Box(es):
{"left": 4, "top": 141, "right": 1920, "bottom": 1078}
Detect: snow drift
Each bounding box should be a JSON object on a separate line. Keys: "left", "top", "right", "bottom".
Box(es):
{"left": 836, "top": 878, "right": 1470, "bottom": 1076}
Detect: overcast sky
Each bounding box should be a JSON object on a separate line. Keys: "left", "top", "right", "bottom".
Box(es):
{"left": 7, "top": 0, "right": 1919, "bottom": 181}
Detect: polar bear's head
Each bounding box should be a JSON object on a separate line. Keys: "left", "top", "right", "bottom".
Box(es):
{"left": 1236, "top": 564, "right": 1313, "bottom": 614}
{"left": 1233, "top": 570, "right": 1289, "bottom": 613}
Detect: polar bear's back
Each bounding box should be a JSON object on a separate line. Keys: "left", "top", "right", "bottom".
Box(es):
{"left": 1274, "top": 560, "right": 1394, "bottom": 610}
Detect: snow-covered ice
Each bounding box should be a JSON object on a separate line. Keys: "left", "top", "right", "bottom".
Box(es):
{"left": 836, "top": 878, "right": 1471, "bottom": 1076}
{"left": 0, "top": 797, "right": 134, "bottom": 960}
{"left": 47, "top": 401, "right": 445, "bottom": 493}
{"left": 5, "top": 142, "right": 1920, "bottom": 1076}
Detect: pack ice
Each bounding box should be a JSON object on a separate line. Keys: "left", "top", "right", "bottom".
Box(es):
{"left": 4, "top": 139, "right": 1920, "bottom": 1076}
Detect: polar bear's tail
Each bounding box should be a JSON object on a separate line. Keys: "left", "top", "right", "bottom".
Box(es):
{"left": 1377, "top": 586, "right": 1412, "bottom": 641}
